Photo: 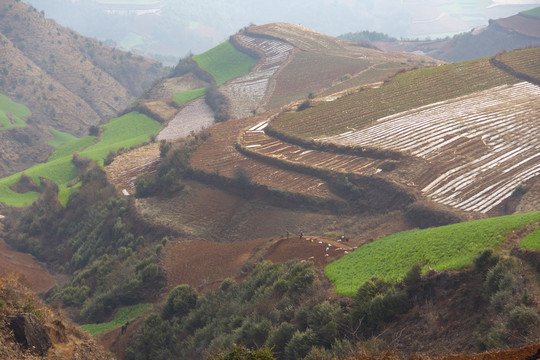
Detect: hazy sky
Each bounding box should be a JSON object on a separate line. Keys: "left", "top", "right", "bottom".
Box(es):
{"left": 23, "top": 0, "right": 540, "bottom": 62}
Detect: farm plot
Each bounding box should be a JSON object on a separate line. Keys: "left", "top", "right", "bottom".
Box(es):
{"left": 267, "top": 52, "right": 374, "bottom": 109}
{"left": 271, "top": 57, "right": 519, "bottom": 138}
{"left": 241, "top": 121, "right": 383, "bottom": 176}
{"left": 189, "top": 116, "right": 340, "bottom": 200}
{"left": 318, "top": 82, "right": 540, "bottom": 214}
{"left": 498, "top": 47, "right": 540, "bottom": 82}
{"left": 220, "top": 34, "right": 294, "bottom": 118}
{"left": 156, "top": 98, "right": 214, "bottom": 141}
{"left": 106, "top": 143, "right": 160, "bottom": 193}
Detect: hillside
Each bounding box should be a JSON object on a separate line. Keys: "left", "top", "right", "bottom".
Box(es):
{"left": 0, "top": 272, "right": 112, "bottom": 359}
{"left": 0, "top": 0, "right": 167, "bottom": 176}
{"left": 375, "top": 7, "right": 540, "bottom": 62}
{"left": 0, "top": 21, "right": 539, "bottom": 360}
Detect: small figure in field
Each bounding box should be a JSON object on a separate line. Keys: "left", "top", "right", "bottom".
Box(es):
{"left": 121, "top": 321, "right": 130, "bottom": 335}
{"left": 286, "top": 231, "right": 289, "bottom": 240}
{"left": 299, "top": 231, "right": 303, "bottom": 239}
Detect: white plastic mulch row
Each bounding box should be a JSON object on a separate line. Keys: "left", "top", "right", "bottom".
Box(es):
{"left": 157, "top": 98, "right": 215, "bottom": 141}
{"left": 316, "top": 82, "right": 540, "bottom": 213}
{"left": 222, "top": 35, "right": 294, "bottom": 118}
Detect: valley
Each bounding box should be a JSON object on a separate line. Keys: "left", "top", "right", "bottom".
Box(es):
{"left": 0, "top": 5, "right": 539, "bottom": 360}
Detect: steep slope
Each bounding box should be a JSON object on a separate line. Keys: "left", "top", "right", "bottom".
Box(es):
{"left": 0, "top": 272, "right": 112, "bottom": 359}
{"left": 0, "top": 0, "right": 167, "bottom": 176}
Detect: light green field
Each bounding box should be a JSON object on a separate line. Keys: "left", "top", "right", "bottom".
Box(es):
{"left": 0, "top": 112, "right": 161, "bottom": 207}
{"left": 325, "top": 212, "right": 540, "bottom": 296}
{"left": 193, "top": 41, "right": 256, "bottom": 85}
{"left": 48, "top": 128, "right": 78, "bottom": 149}
{"left": 521, "top": 6, "right": 540, "bottom": 17}
{"left": 81, "top": 303, "right": 153, "bottom": 336}
{"left": 173, "top": 87, "right": 206, "bottom": 105}
{"left": 79, "top": 112, "right": 161, "bottom": 165}
{"left": 520, "top": 224, "right": 540, "bottom": 251}
{"left": 0, "top": 94, "right": 30, "bottom": 131}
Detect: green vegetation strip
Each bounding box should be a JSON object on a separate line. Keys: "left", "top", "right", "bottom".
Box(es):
{"left": 81, "top": 303, "right": 153, "bottom": 336}
{"left": 48, "top": 128, "right": 78, "bottom": 149}
{"left": 193, "top": 41, "right": 256, "bottom": 85}
{"left": 521, "top": 224, "right": 540, "bottom": 251}
{"left": 173, "top": 87, "right": 206, "bottom": 105}
{"left": 521, "top": 6, "right": 540, "bottom": 17}
{"left": 325, "top": 212, "right": 540, "bottom": 296}
{"left": 0, "top": 112, "right": 161, "bottom": 207}
{"left": 0, "top": 94, "right": 30, "bottom": 131}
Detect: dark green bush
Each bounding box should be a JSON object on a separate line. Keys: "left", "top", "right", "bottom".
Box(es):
{"left": 161, "top": 285, "right": 198, "bottom": 320}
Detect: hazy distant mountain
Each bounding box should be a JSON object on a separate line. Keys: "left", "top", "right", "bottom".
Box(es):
{"left": 21, "top": 0, "right": 540, "bottom": 62}
{"left": 374, "top": 7, "right": 540, "bottom": 62}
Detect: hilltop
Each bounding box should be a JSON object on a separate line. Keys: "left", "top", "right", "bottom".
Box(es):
{"left": 0, "top": 0, "right": 167, "bottom": 176}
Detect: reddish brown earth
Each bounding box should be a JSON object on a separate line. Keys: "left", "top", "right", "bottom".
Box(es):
{"left": 164, "top": 235, "right": 353, "bottom": 293}
{"left": 496, "top": 14, "right": 540, "bottom": 39}
{"left": 0, "top": 220, "right": 53, "bottom": 294}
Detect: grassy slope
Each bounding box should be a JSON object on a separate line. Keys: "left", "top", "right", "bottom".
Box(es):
{"left": 521, "top": 224, "right": 540, "bottom": 250}
{"left": 81, "top": 303, "right": 153, "bottom": 336}
{"left": 48, "top": 128, "right": 78, "bottom": 149}
{"left": 325, "top": 212, "right": 540, "bottom": 296}
{"left": 0, "top": 112, "right": 161, "bottom": 207}
{"left": 174, "top": 87, "right": 206, "bottom": 105}
{"left": 0, "top": 94, "right": 30, "bottom": 131}
{"left": 521, "top": 6, "right": 540, "bottom": 17}
{"left": 193, "top": 41, "right": 256, "bottom": 85}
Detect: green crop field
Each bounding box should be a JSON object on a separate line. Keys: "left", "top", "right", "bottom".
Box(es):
{"left": 325, "top": 212, "right": 540, "bottom": 296}
{"left": 193, "top": 41, "right": 256, "bottom": 85}
{"left": 0, "top": 112, "right": 161, "bottom": 207}
{"left": 48, "top": 128, "right": 78, "bottom": 149}
{"left": 272, "top": 56, "right": 519, "bottom": 138}
{"left": 0, "top": 94, "right": 30, "bottom": 131}
{"left": 79, "top": 112, "right": 161, "bottom": 164}
{"left": 174, "top": 87, "right": 206, "bottom": 105}
{"left": 81, "top": 303, "right": 153, "bottom": 336}
{"left": 521, "top": 224, "right": 540, "bottom": 251}
{"left": 521, "top": 6, "right": 540, "bottom": 17}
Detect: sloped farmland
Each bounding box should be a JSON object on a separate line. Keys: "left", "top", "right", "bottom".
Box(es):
{"left": 156, "top": 98, "right": 215, "bottom": 141}
{"left": 221, "top": 34, "right": 294, "bottom": 118}
{"left": 189, "top": 116, "right": 341, "bottom": 201}
{"left": 318, "top": 82, "right": 540, "bottom": 214}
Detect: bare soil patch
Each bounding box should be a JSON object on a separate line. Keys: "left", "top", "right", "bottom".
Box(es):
{"left": 0, "top": 221, "right": 53, "bottom": 294}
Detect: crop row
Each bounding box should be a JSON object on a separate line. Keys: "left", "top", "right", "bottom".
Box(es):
{"left": 156, "top": 99, "right": 214, "bottom": 141}
{"left": 222, "top": 35, "right": 294, "bottom": 118}
{"left": 497, "top": 47, "right": 540, "bottom": 81}
{"left": 242, "top": 121, "right": 382, "bottom": 176}
{"left": 271, "top": 57, "right": 519, "bottom": 138}
{"left": 319, "top": 82, "right": 540, "bottom": 213}
{"left": 189, "top": 117, "right": 339, "bottom": 200}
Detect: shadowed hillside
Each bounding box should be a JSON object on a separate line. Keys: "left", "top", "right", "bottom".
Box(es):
{"left": 0, "top": 0, "right": 167, "bottom": 176}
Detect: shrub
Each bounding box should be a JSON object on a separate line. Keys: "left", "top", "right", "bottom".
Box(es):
{"left": 161, "top": 285, "right": 198, "bottom": 320}
{"left": 134, "top": 174, "right": 158, "bottom": 198}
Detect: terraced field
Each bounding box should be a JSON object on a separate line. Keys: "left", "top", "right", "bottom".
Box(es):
{"left": 318, "top": 82, "right": 540, "bottom": 213}
{"left": 189, "top": 116, "right": 341, "bottom": 200}
{"left": 271, "top": 57, "right": 519, "bottom": 138}
{"left": 240, "top": 120, "right": 384, "bottom": 177}
{"left": 156, "top": 98, "right": 214, "bottom": 141}
{"left": 221, "top": 34, "right": 294, "bottom": 118}
{"left": 496, "top": 47, "right": 540, "bottom": 81}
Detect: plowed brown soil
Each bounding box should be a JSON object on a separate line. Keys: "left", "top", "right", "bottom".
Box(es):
{"left": 0, "top": 221, "right": 53, "bottom": 294}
